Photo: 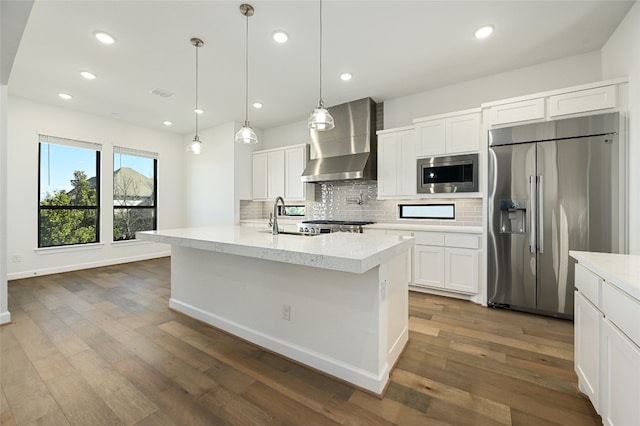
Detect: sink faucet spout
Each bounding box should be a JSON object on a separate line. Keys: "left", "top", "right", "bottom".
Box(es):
{"left": 272, "top": 196, "right": 286, "bottom": 235}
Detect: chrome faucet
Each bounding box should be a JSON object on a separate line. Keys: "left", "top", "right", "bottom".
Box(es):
{"left": 272, "top": 196, "right": 286, "bottom": 235}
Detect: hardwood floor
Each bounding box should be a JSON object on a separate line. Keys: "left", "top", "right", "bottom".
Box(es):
{"left": 1, "top": 258, "right": 601, "bottom": 425}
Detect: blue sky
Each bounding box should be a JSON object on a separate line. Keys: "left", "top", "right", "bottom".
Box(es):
{"left": 39, "top": 144, "right": 154, "bottom": 199}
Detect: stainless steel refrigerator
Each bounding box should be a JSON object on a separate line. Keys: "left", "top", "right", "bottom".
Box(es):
{"left": 488, "top": 113, "right": 625, "bottom": 319}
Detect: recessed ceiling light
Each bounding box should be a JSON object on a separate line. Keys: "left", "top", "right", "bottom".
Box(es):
{"left": 194, "top": 108, "right": 204, "bottom": 114}
{"left": 272, "top": 31, "right": 288, "bottom": 43}
{"left": 80, "top": 71, "right": 97, "bottom": 80}
{"left": 163, "top": 121, "right": 173, "bottom": 126}
{"left": 57, "top": 93, "right": 72, "bottom": 100}
{"left": 94, "top": 31, "right": 115, "bottom": 44}
{"left": 474, "top": 25, "right": 494, "bottom": 39}
{"left": 253, "top": 102, "right": 263, "bottom": 109}
{"left": 340, "top": 73, "right": 352, "bottom": 81}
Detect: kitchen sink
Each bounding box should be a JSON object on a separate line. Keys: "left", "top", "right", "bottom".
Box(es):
{"left": 255, "top": 230, "right": 320, "bottom": 237}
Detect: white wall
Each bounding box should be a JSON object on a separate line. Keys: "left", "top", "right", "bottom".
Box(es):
{"left": 261, "top": 120, "right": 311, "bottom": 151}
{"left": 260, "top": 52, "right": 603, "bottom": 151}
{"left": 183, "top": 121, "right": 254, "bottom": 226}
{"left": 602, "top": 1, "right": 640, "bottom": 254}
{"left": 6, "top": 96, "right": 185, "bottom": 279}
{"left": 0, "top": 85, "right": 9, "bottom": 323}
{"left": 384, "top": 51, "right": 603, "bottom": 128}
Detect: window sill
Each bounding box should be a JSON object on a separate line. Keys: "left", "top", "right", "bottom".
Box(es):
{"left": 111, "top": 239, "right": 153, "bottom": 247}
{"left": 35, "top": 242, "right": 105, "bottom": 255}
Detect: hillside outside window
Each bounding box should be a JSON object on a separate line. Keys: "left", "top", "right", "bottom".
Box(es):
{"left": 113, "top": 147, "right": 158, "bottom": 241}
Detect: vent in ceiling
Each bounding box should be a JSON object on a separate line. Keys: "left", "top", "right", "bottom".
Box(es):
{"left": 150, "top": 88, "right": 173, "bottom": 98}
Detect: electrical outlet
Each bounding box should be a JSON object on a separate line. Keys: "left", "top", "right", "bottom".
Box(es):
{"left": 281, "top": 304, "right": 291, "bottom": 321}
{"left": 11, "top": 255, "right": 21, "bottom": 263}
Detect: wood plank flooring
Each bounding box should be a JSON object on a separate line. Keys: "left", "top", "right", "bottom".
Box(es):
{"left": 1, "top": 258, "right": 601, "bottom": 425}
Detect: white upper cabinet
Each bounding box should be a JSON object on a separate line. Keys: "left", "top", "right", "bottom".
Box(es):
{"left": 252, "top": 144, "right": 312, "bottom": 202}
{"left": 377, "top": 126, "right": 416, "bottom": 198}
{"left": 483, "top": 79, "right": 625, "bottom": 127}
{"left": 284, "top": 146, "right": 306, "bottom": 200}
{"left": 548, "top": 85, "right": 617, "bottom": 117}
{"left": 413, "top": 109, "right": 480, "bottom": 156}
{"left": 252, "top": 152, "right": 268, "bottom": 200}
{"left": 487, "top": 98, "right": 546, "bottom": 126}
{"left": 267, "top": 150, "right": 285, "bottom": 199}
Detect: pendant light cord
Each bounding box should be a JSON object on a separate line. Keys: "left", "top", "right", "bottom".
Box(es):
{"left": 319, "top": 0, "right": 324, "bottom": 107}
{"left": 195, "top": 42, "right": 199, "bottom": 137}
{"left": 245, "top": 13, "right": 250, "bottom": 125}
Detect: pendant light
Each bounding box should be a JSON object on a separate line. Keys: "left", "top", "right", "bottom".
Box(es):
{"left": 235, "top": 4, "right": 258, "bottom": 144}
{"left": 308, "top": 0, "right": 334, "bottom": 131}
{"left": 186, "top": 37, "right": 204, "bottom": 155}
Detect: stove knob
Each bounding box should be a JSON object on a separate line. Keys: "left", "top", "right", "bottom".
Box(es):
{"left": 299, "top": 227, "right": 304, "bottom": 232}
{"left": 304, "top": 227, "right": 309, "bottom": 233}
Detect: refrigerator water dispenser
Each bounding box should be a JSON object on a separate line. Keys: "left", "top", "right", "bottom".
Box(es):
{"left": 499, "top": 199, "right": 526, "bottom": 233}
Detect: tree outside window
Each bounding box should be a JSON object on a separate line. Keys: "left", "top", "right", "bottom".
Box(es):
{"left": 38, "top": 140, "right": 100, "bottom": 247}
{"left": 113, "top": 150, "right": 157, "bottom": 241}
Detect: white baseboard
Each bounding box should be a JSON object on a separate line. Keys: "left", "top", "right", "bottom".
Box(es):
{"left": 409, "top": 285, "right": 480, "bottom": 302}
{"left": 170, "top": 298, "right": 387, "bottom": 395}
{"left": 0, "top": 310, "right": 11, "bottom": 325}
{"left": 7, "top": 251, "right": 170, "bottom": 280}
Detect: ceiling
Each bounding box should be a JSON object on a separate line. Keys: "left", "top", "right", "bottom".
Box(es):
{"left": 8, "top": 0, "right": 635, "bottom": 135}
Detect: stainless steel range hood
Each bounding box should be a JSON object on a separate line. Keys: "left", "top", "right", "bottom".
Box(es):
{"left": 301, "top": 97, "right": 377, "bottom": 182}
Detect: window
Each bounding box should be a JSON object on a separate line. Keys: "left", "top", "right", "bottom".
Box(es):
{"left": 398, "top": 203, "right": 455, "bottom": 220}
{"left": 38, "top": 135, "right": 101, "bottom": 247}
{"left": 113, "top": 147, "right": 157, "bottom": 241}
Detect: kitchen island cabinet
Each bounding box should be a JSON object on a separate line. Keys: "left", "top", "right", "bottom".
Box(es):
{"left": 571, "top": 251, "right": 640, "bottom": 426}
{"left": 137, "top": 226, "right": 413, "bottom": 396}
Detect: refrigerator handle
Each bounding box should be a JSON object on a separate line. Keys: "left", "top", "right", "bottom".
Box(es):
{"left": 529, "top": 175, "right": 536, "bottom": 253}
{"left": 538, "top": 175, "right": 544, "bottom": 254}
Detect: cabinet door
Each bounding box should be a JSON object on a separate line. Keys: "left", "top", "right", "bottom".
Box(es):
{"left": 398, "top": 130, "right": 417, "bottom": 196}
{"left": 446, "top": 113, "right": 480, "bottom": 154}
{"left": 444, "top": 247, "right": 478, "bottom": 293}
{"left": 285, "top": 146, "right": 306, "bottom": 200}
{"left": 488, "top": 98, "right": 545, "bottom": 126}
{"left": 549, "top": 85, "right": 616, "bottom": 117}
{"left": 601, "top": 318, "right": 640, "bottom": 426}
{"left": 252, "top": 152, "right": 268, "bottom": 200}
{"left": 377, "top": 133, "right": 398, "bottom": 197}
{"left": 414, "top": 245, "right": 444, "bottom": 288}
{"left": 267, "top": 150, "right": 285, "bottom": 199}
{"left": 415, "top": 120, "right": 445, "bottom": 156}
{"left": 574, "top": 290, "right": 601, "bottom": 412}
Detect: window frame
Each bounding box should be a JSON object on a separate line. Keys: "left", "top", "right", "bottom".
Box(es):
{"left": 112, "top": 151, "right": 158, "bottom": 241}
{"left": 37, "top": 141, "right": 101, "bottom": 248}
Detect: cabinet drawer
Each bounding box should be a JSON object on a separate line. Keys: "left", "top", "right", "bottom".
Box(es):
{"left": 575, "top": 264, "right": 601, "bottom": 308}
{"left": 414, "top": 232, "right": 444, "bottom": 246}
{"left": 548, "top": 85, "right": 616, "bottom": 117}
{"left": 602, "top": 281, "right": 640, "bottom": 346}
{"left": 489, "top": 98, "right": 545, "bottom": 125}
{"left": 444, "top": 233, "right": 479, "bottom": 249}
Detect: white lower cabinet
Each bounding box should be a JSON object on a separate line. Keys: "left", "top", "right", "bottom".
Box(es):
{"left": 444, "top": 247, "right": 478, "bottom": 293}
{"left": 413, "top": 231, "right": 480, "bottom": 294}
{"left": 601, "top": 318, "right": 640, "bottom": 426}
{"left": 573, "top": 259, "right": 640, "bottom": 425}
{"left": 574, "top": 290, "right": 601, "bottom": 411}
{"left": 414, "top": 245, "right": 444, "bottom": 288}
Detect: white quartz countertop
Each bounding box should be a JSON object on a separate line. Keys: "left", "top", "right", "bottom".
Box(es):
{"left": 137, "top": 226, "right": 414, "bottom": 274}
{"left": 570, "top": 251, "right": 640, "bottom": 301}
{"left": 239, "top": 219, "right": 482, "bottom": 234}
{"left": 364, "top": 223, "right": 483, "bottom": 234}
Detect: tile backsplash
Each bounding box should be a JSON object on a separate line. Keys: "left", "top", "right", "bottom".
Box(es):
{"left": 240, "top": 180, "right": 483, "bottom": 227}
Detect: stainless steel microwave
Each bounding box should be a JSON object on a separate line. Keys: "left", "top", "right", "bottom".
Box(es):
{"left": 417, "top": 153, "right": 479, "bottom": 193}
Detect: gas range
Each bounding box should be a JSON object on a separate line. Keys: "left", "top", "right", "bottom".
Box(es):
{"left": 297, "top": 220, "right": 375, "bottom": 235}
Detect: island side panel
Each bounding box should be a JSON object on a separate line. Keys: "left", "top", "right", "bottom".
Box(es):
{"left": 169, "top": 245, "right": 401, "bottom": 394}
{"left": 379, "top": 250, "right": 409, "bottom": 379}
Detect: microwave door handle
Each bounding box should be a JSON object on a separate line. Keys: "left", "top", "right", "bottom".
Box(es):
{"left": 538, "top": 175, "right": 544, "bottom": 254}
{"left": 529, "top": 175, "right": 536, "bottom": 254}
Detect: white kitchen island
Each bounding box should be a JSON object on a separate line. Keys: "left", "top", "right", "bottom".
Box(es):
{"left": 137, "top": 226, "right": 413, "bottom": 396}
